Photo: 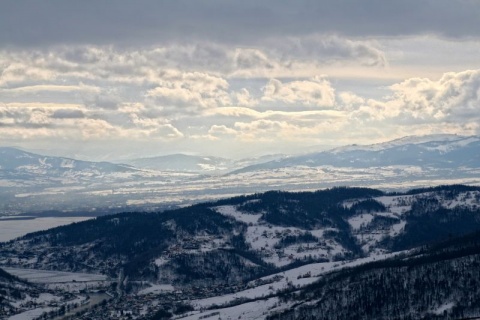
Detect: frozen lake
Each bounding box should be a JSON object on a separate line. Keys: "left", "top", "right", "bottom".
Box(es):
{"left": 0, "top": 216, "right": 93, "bottom": 242}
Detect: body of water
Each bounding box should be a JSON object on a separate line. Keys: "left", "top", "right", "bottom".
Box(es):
{"left": 0, "top": 216, "right": 93, "bottom": 242}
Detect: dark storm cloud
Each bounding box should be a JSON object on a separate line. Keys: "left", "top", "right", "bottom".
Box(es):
{"left": 1, "top": 0, "right": 479, "bottom": 48}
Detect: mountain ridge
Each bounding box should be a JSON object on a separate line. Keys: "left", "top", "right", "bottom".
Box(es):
{"left": 0, "top": 146, "right": 136, "bottom": 175}
{"left": 230, "top": 134, "right": 480, "bottom": 174}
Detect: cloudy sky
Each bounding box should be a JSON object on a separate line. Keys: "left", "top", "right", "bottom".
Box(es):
{"left": 1, "top": 0, "right": 480, "bottom": 160}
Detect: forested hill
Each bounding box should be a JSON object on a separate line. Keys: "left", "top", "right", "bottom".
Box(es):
{"left": 268, "top": 229, "right": 480, "bottom": 320}
{"left": 1, "top": 185, "right": 480, "bottom": 318}
{"left": 1, "top": 185, "right": 479, "bottom": 286}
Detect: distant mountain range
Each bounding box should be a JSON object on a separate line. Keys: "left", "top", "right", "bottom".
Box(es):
{"left": 0, "top": 134, "right": 479, "bottom": 215}
{"left": 0, "top": 146, "right": 136, "bottom": 180}
{"left": 231, "top": 134, "right": 480, "bottom": 173}
{"left": 2, "top": 134, "right": 478, "bottom": 177}
{"left": 124, "top": 153, "right": 235, "bottom": 172}
{"left": 123, "top": 153, "right": 286, "bottom": 173}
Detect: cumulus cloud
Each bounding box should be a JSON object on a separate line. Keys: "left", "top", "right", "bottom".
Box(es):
{"left": 207, "top": 69, "right": 480, "bottom": 145}
{"left": 202, "top": 107, "right": 348, "bottom": 143}
{"left": 205, "top": 125, "right": 238, "bottom": 140}
{"left": 127, "top": 114, "right": 183, "bottom": 138}
{"left": 230, "top": 118, "right": 346, "bottom": 142}
{"left": 342, "top": 69, "right": 480, "bottom": 139}
{"left": 232, "top": 88, "right": 258, "bottom": 108}
{"left": 0, "top": 84, "right": 99, "bottom": 94}
{"left": 0, "top": 100, "right": 184, "bottom": 143}
{"left": 148, "top": 124, "right": 184, "bottom": 139}
{"left": 262, "top": 76, "right": 336, "bottom": 108}
{"left": 338, "top": 92, "right": 366, "bottom": 110}
{"left": 0, "top": 60, "right": 56, "bottom": 87}
{"left": 389, "top": 70, "right": 480, "bottom": 121}
{"left": 145, "top": 71, "right": 231, "bottom": 115}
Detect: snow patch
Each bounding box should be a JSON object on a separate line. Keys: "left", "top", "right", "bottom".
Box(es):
{"left": 138, "top": 284, "right": 174, "bottom": 295}
{"left": 348, "top": 214, "right": 374, "bottom": 230}
{"left": 3, "top": 267, "right": 108, "bottom": 283}
{"left": 214, "top": 205, "right": 262, "bottom": 224}
{"left": 432, "top": 301, "right": 455, "bottom": 315}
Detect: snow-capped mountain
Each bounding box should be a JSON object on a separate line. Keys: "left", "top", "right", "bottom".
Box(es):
{"left": 330, "top": 134, "right": 473, "bottom": 153}
{"left": 1, "top": 134, "right": 479, "bottom": 216}
{"left": 0, "top": 147, "right": 136, "bottom": 179}
{"left": 232, "top": 134, "right": 480, "bottom": 173}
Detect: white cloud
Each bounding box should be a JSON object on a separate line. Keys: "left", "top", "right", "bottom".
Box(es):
{"left": 145, "top": 70, "right": 232, "bottom": 115}
{"left": 148, "top": 124, "right": 184, "bottom": 139}
{"left": 208, "top": 106, "right": 343, "bottom": 120}
{"left": 231, "top": 118, "right": 346, "bottom": 142}
{"left": 338, "top": 92, "right": 366, "bottom": 110}
{"left": 390, "top": 70, "right": 480, "bottom": 121}
{"left": 205, "top": 125, "right": 238, "bottom": 140}
{"left": 262, "top": 76, "right": 336, "bottom": 108}
{"left": 340, "top": 69, "right": 480, "bottom": 140}
{"left": 232, "top": 88, "right": 258, "bottom": 108}
{"left": 0, "top": 84, "right": 100, "bottom": 94}
{"left": 0, "top": 61, "right": 56, "bottom": 87}
{"left": 0, "top": 36, "right": 389, "bottom": 89}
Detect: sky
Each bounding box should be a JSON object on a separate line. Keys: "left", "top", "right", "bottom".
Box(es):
{"left": 1, "top": 0, "right": 480, "bottom": 160}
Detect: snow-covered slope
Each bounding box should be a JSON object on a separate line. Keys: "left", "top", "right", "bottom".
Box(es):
{"left": 0, "top": 147, "right": 137, "bottom": 179}
{"left": 330, "top": 134, "right": 472, "bottom": 153}
{"left": 232, "top": 134, "right": 480, "bottom": 173}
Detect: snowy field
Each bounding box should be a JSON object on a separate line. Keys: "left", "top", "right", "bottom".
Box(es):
{"left": 138, "top": 284, "right": 174, "bottom": 295}
{"left": 3, "top": 267, "right": 108, "bottom": 283}
{"left": 8, "top": 307, "right": 55, "bottom": 320}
